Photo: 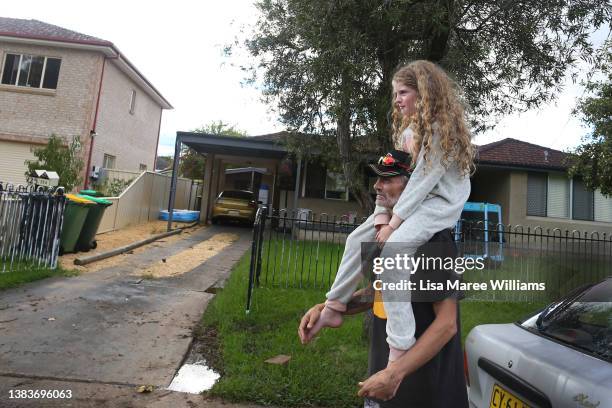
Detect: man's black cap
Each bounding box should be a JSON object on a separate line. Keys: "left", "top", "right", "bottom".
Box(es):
{"left": 367, "top": 149, "right": 413, "bottom": 178}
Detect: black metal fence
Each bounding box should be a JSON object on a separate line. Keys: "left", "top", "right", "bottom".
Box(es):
{"left": 246, "top": 208, "right": 612, "bottom": 311}
{"left": 0, "top": 183, "right": 66, "bottom": 273}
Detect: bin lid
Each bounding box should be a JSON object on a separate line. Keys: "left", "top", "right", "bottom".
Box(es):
{"left": 78, "top": 194, "right": 113, "bottom": 206}
{"left": 79, "top": 189, "right": 99, "bottom": 196}
{"left": 65, "top": 193, "right": 95, "bottom": 205}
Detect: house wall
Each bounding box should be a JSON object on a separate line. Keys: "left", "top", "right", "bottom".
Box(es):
{"left": 0, "top": 140, "right": 38, "bottom": 185}
{"left": 508, "top": 171, "right": 612, "bottom": 235}
{"left": 0, "top": 43, "right": 101, "bottom": 186}
{"left": 92, "top": 61, "right": 162, "bottom": 173}
{"left": 468, "top": 168, "right": 511, "bottom": 224}
{"left": 277, "top": 190, "right": 365, "bottom": 218}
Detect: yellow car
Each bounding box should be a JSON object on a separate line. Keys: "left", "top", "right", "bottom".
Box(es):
{"left": 211, "top": 190, "right": 258, "bottom": 225}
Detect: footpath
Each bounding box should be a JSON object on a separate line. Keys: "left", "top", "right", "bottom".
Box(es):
{"left": 0, "top": 225, "right": 264, "bottom": 408}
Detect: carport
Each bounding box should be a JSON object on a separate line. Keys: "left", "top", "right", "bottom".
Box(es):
{"left": 166, "top": 132, "right": 292, "bottom": 230}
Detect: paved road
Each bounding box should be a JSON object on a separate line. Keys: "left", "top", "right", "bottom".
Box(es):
{"left": 0, "top": 225, "right": 255, "bottom": 407}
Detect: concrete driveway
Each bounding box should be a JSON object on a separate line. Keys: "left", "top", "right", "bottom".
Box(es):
{"left": 0, "top": 225, "right": 254, "bottom": 407}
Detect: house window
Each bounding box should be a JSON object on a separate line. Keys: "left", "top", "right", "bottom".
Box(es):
{"left": 572, "top": 178, "right": 594, "bottom": 221}
{"left": 594, "top": 190, "right": 612, "bottom": 222}
{"left": 547, "top": 174, "right": 570, "bottom": 218}
{"left": 304, "top": 162, "right": 325, "bottom": 198}
{"left": 129, "top": 89, "right": 136, "bottom": 114}
{"left": 1, "top": 53, "right": 61, "bottom": 89}
{"left": 139, "top": 163, "right": 147, "bottom": 171}
{"left": 103, "top": 154, "right": 116, "bottom": 169}
{"left": 325, "top": 171, "right": 348, "bottom": 201}
{"left": 526, "top": 172, "right": 547, "bottom": 217}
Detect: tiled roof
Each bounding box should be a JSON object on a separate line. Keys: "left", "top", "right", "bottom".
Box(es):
{"left": 250, "top": 132, "right": 288, "bottom": 142}
{"left": 0, "top": 17, "right": 111, "bottom": 46}
{"left": 477, "top": 138, "right": 569, "bottom": 170}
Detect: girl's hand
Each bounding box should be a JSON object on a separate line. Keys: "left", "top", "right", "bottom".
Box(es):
{"left": 375, "top": 225, "right": 394, "bottom": 244}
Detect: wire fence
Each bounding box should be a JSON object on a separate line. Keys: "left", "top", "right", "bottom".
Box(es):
{"left": 247, "top": 208, "right": 612, "bottom": 310}
{"left": 0, "top": 183, "right": 66, "bottom": 273}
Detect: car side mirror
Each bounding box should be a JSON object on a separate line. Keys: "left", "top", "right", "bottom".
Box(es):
{"left": 257, "top": 200, "right": 263, "bottom": 204}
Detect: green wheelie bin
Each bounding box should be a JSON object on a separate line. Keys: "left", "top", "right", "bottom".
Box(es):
{"left": 75, "top": 194, "right": 113, "bottom": 251}
{"left": 60, "top": 194, "right": 95, "bottom": 254}
{"left": 79, "top": 189, "right": 104, "bottom": 197}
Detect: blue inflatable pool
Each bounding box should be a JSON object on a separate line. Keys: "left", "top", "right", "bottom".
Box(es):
{"left": 159, "top": 210, "right": 200, "bottom": 222}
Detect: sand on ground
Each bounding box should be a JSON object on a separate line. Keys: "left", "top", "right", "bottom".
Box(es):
{"left": 137, "top": 232, "right": 239, "bottom": 278}
{"left": 58, "top": 221, "right": 205, "bottom": 273}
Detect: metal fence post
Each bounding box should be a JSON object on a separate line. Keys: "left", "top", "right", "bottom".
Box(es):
{"left": 246, "top": 207, "right": 264, "bottom": 313}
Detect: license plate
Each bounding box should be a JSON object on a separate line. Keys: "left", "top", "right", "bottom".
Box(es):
{"left": 489, "top": 384, "right": 530, "bottom": 408}
{"left": 228, "top": 210, "right": 240, "bottom": 216}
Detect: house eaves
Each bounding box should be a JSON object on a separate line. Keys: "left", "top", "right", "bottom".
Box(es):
{"left": 0, "top": 33, "right": 172, "bottom": 110}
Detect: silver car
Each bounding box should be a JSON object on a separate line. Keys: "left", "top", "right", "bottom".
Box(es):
{"left": 465, "top": 278, "right": 612, "bottom": 408}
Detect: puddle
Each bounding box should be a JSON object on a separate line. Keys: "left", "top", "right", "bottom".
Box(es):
{"left": 167, "top": 360, "right": 220, "bottom": 394}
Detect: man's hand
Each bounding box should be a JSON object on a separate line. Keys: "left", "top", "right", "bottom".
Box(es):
{"left": 298, "top": 303, "right": 324, "bottom": 344}
{"left": 357, "top": 365, "right": 402, "bottom": 401}
{"left": 375, "top": 225, "right": 394, "bottom": 245}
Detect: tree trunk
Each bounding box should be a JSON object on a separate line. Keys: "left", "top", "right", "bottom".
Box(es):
{"left": 337, "top": 72, "right": 375, "bottom": 214}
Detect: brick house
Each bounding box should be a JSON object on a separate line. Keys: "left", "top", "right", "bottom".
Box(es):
{"left": 470, "top": 138, "right": 612, "bottom": 234}
{"left": 0, "top": 17, "right": 172, "bottom": 188}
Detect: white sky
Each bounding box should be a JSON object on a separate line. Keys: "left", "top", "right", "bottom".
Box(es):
{"left": 3, "top": 1, "right": 609, "bottom": 156}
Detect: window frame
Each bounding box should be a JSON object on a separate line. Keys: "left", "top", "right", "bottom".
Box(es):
{"left": 1, "top": 52, "right": 62, "bottom": 90}
{"left": 102, "top": 154, "right": 116, "bottom": 169}
{"left": 324, "top": 170, "right": 349, "bottom": 201}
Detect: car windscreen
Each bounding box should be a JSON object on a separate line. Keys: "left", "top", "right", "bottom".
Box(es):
{"left": 522, "top": 279, "right": 612, "bottom": 361}
{"left": 221, "top": 191, "right": 253, "bottom": 200}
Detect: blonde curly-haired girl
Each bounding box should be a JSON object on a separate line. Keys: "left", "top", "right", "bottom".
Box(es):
{"left": 302, "top": 60, "right": 474, "bottom": 365}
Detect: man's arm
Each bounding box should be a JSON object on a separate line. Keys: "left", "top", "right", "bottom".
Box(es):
{"left": 357, "top": 298, "right": 458, "bottom": 400}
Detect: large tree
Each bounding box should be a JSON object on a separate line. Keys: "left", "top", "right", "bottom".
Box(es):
{"left": 237, "top": 0, "right": 610, "bottom": 210}
{"left": 569, "top": 43, "right": 612, "bottom": 196}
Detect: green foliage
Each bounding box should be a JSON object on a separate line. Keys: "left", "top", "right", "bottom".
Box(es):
{"left": 240, "top": 0, "right": 609, "bottom": 135}
{"left": 107, "top": 178, "right": 134, "bottom": 196}
{"left": 0, "top": 261, "right": 77, "bottom": 290}
{"left": 234, "top": 0, "right": 609, "bottom": 210}
{"left": 25, "top": 134, "right": 84, "bottom": 191}
{"left": 180, "top": 121, "right": 248, "bottom": 180}
{"left": 192, "top": 120, "right": 247, "bottom": 138}
{"left": 568, "top": 42, "right": 612, "bottom": 196}
{"left": 90, "top": 177, "right": 133, "bottom": 197}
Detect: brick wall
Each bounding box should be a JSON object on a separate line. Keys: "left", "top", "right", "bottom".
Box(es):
{"left": 0, "top": 42, "right": 102, "bottom": 188}
{"left": 92, "top": 61, "right": 162, "bottom": 173}
{"left": 0, "top": 42, "right": 101, "bottom": 141}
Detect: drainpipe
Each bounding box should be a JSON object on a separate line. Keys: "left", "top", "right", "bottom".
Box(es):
{"left": 84, "top": 56, "right": 107, "bottom": 189}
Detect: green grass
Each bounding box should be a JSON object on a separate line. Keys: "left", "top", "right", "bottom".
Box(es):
{"left": 0, "top": 260, "right": 77, "bottom": 290}
{"left": 258, "top": 235, "right": 345, "bottom": 289}
{"left": 201, "top": 251, "right": 546, "bottom": 407}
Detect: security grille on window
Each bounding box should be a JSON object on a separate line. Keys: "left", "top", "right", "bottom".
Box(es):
{"left": 595, "top": 190, "right": 612, "bottom": 222}
{"left": 527, "top": 172, "right": 547, "bottom": 217}
{"left": 572, "top": 178, "right": 594, "bottom": 221}
{"left": 1, "top": 53, "right": 61, "bottom": 89}
{"left": 325, "top": 171, "right": 348, "bottom": 200}
{"left": 103, "top": 154, "right": 116, "bottom": 169}
{"left": 547, "top": 174, "right": 570, "bottom": 218}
